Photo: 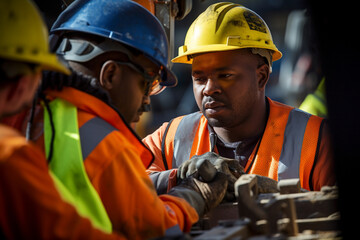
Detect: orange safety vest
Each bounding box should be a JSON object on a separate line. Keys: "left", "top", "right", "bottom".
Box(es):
{"left": 38, "top": 87, "right": 198, "bottom": 239}
{"left": 148, "top": 98, "right": 325, "bottom": 191}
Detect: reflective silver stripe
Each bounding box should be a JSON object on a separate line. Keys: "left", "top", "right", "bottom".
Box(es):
{"left": 278, "top": 108, "right": 311, "bottom": 180}
{"left": 172, "top": 112, "right": 202, "bottom": 168}
{"left": 79, "top": 117, "right": 116, "bottom": 160}
{"left": 164, "top": 224, "right": 183, "bottom": 237}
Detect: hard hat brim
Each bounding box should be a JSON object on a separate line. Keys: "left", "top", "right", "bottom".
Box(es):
{"left": 0, "top": 51, "right": 70, "bottom": 75}
{"left": 161, "top": 66, "right": 178, "bottom": 87}
{"left": 40, "top": 55, "right": 71, "bottom": 75}
{"left": 172, "top": 44, "right": 282, "bottom": 64}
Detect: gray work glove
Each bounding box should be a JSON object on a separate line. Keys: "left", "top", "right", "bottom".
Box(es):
{"left": 168, "top": 159, "right": 228, "bottom": 217}
{"left": 177, "top": 152, "right": 245, "bottom": 201}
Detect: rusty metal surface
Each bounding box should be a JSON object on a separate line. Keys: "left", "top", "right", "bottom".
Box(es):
{"left": 193, "top": 175, "right": 341, "bottom": 239}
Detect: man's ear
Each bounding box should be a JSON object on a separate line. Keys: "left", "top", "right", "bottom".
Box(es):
{"left": 256, "top": 64, "right": 270, "bottom": 91}
{"left": 5, "top": 78, "right": 24, "bottom": 103}
{"left": 2, "top": 73, "right": 40, "bottom": 115}
{"left": 99, "top": 60, "right": 119, "bottom": 90}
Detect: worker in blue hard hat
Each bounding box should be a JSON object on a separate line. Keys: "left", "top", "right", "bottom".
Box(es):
{"left": 15, "top": 0, "right": 228, "bottom": 239}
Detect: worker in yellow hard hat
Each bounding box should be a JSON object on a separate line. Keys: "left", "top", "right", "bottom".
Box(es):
{"left": 0, "top": 0, "right": 124, "bottom": 239}
{"left": 143, "top": 2, "right": 336, "bottom": 200}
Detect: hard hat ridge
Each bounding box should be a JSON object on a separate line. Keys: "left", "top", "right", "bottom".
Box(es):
{"left": 212, "top": 2, "right": 242, "bottom": 32}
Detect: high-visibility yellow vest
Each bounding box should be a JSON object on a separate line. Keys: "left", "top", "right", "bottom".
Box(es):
{"left": 43, "top": 98, "right": 112, "bottom": 233}
{"left": 299, "top": 78, "right": 327, "bottom": 118}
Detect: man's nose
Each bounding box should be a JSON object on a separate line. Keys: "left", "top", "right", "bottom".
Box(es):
{"left": 203, "top": 78, "right": 221, "bottom": 96}
{"left": 142, "top": 95, "right": 151, "bottom": 112}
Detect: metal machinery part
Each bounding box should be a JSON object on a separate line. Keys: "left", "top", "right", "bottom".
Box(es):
{"left": 136, "top": 0, "right": 192, "bottom": 61}
{"left": 192, "top": 175, "right": 340, "bottom": 239}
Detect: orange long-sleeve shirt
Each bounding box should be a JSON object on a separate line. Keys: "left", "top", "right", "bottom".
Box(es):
{"left": 0, "top": 124, "right": 125, "bottom": 239}
{"left": 28, "top": 87, "right": 198, "bottom": 239}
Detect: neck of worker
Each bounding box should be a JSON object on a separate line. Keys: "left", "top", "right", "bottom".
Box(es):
{"left": 213, "top": 97, "right": 269, "bottom": 143}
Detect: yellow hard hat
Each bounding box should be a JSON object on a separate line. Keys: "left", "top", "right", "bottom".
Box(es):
{"left": 172, "top": 2, "right": 282, "bottom": 64}
{"left": 0, "top": 0, "right": 70, "bottom": 75}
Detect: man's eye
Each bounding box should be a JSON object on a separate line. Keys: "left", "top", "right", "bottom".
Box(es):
{"left": 192, "top": 76, "right": 206, "bottom": 82}
{"left": 218, "top": 73, "right": 233, "bottom": 78}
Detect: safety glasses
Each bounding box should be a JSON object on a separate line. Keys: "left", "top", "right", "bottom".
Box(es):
{"left": 57, "top": 38, "right": 168, "bottom": 95}
{"left": 115, "top": 61, "right": 165, "bottom": 96}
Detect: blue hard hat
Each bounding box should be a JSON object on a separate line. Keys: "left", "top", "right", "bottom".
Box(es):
{"left": 50, "top": 0, "right": 177, "bottom": 87}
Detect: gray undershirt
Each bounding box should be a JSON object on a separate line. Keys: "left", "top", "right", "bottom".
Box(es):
{"left": 209, "top": 127, "right": 260, "bottom": 168}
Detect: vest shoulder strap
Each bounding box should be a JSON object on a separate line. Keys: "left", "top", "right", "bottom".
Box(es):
{"left": 248, "top": 99, "right": 324, "bottom": 190}
{"left": 161, "top": 119, "right": 174, "bottom": 170}
{"left": 79, "top": 116, "right": 116, "bottom": 160}
{"left": 278, "top": 108, "right": 312, "bottom": 180}
{"left": 163, "top": 112, "right": 203, "bottom": 168}
{"left": 278, "top": 108, "right": 323, "bottom": 188}
{"left": 301, "top": 115, "right": 324, "bottom": 190}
